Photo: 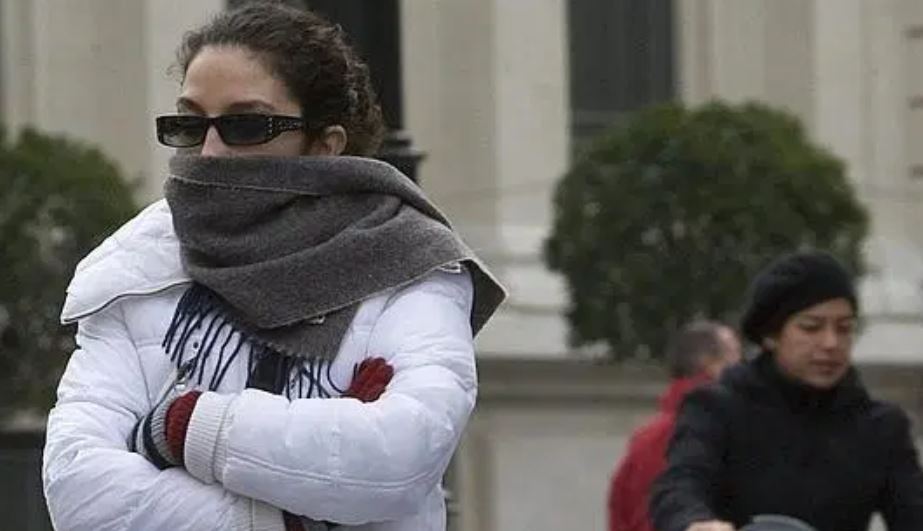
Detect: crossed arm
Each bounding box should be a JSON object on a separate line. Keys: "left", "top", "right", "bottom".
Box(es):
{"left": 44, "top": 271, "right": 476, "bottom": 530}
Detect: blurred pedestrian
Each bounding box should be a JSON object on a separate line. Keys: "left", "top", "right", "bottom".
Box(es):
{"left": 609, "top": 321, "right": 741, "bottom": 531}
{"left": 650, "top": 251, "right": 923, "bottom": 531}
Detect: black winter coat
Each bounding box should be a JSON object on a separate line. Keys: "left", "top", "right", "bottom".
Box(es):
{"left": 650, "top": 353, "right": 923, "bottom": 531}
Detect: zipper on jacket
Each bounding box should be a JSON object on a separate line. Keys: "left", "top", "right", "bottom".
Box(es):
{"left": 153, "top": 358, "right": 196, "bottom": 406}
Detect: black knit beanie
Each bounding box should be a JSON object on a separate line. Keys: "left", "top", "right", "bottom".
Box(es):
{"left": 740, "top": 251, "right": 858, "bottom": 345}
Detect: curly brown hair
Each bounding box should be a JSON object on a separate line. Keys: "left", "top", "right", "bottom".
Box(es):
{"left": 176, "top": 1, "right": 385, "bottom": 156}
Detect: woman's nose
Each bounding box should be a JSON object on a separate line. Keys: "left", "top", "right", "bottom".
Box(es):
{"left": 199, "top": 125, "right": 232, "bottom": 157}
{"left": 819, "top": 326, "right": 839, "bottom": 349}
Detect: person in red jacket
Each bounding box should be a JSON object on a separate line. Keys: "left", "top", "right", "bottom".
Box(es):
{"left": 608, "top": 321, "right": 741, "bottom": 531}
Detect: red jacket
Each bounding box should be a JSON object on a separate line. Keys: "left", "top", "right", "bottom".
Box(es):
{"left": 607, "top": 375, "right": 710, "bottom": 531}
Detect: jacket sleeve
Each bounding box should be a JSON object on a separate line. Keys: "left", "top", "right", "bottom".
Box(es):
{"left": 182, "top": 269, "right": 477, "bottom": 525}
{"left": 649, "top": 388, "right": 726, "bottom": 531}
{"left": 609, "top": 440, "right": 638, "bottom": 531}
{"left": 878, "top": 408, "right": 923, "bottom": 531}
{"left": 42, "top": 302, "right": 285, "bottom": 531}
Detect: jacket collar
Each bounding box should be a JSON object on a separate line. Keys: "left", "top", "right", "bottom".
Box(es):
{"left": 721, "top": 351, "right": 869, "bottom": 414}
{"left": 659, "top": 373, "right": 712, "bottom": 413}
{"left": 60, "top": 199, "right": 189, "bottom": 324}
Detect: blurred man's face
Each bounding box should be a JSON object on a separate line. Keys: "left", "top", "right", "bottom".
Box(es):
{"left": 701, "top": 327, "right": 742, "bottom": 379}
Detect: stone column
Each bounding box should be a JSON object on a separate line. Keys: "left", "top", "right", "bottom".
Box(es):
{"left": 402, "top": 0, "right": 571, "bottom": 359}
{"left": 1, "top": 0, "right": 149, "bottom": 188}
{"left": 676, "top": 0, "right": 814, "bottom": 117}
{"left": 401, "top": 1, "right": 572, "bottom": 529}
{"left": 850, "top": 0, "right": 923, "bottom": 363}
{"left": 143, "top": 0, "right": 225, "bottom": 199}
{"left": 0, "top": 0, "right": 223, "bottom": 201}
{"left": 0, "top": 0, "right": 37, "bottom": 133}
{"left": 812, "top": 0, "right": 867, "bottom": 187}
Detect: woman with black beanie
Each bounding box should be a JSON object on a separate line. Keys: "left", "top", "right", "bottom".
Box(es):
{"left": 650, "top": 250, "right": 923, "bottom": 531}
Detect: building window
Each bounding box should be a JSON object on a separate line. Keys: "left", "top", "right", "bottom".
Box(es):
{"left": 568, "top": 0, "right": 675, "bottom": 146}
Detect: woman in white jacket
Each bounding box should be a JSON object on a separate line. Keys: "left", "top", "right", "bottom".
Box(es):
{"left": 41, "top": 3, "right": 505, "bottom": 530}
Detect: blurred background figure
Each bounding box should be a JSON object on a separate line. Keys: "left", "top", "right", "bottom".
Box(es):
{"left": 608, "top": 321, "right": 740, "bottom": 531}
{"left": 651, "top": 251, "right": 923, "bottom": 531}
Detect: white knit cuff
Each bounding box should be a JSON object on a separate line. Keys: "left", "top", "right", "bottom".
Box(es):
{"left": 213, "top": 405, "right": 232, "bottom": 484}
{"left": 184, "top": 391, "right": 235, "bottom": 484}
{"left": 230, "top": 498, "right": 286, "bottom": 531}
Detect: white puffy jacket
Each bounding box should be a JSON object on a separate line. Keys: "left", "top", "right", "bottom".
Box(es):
{"left": 42, "top": 200, "right": 477, "bottom": 531}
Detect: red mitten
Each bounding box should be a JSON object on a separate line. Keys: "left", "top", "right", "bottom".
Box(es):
{"left": 344, "top": 357, "right": 394, "bottom": 402}
{"left": 129, "top": 390, "right": 201, "bottom": 469}
{"left": 165, "top": 391, "right": 202, "bottom": 465}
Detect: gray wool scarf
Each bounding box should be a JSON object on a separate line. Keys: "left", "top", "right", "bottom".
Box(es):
{"left": 164, "top": 155, "right": 506, "bottom": 360}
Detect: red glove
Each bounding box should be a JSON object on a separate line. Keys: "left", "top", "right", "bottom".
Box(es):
{"left": 129, "top": 390, "right": 202, "bottom": 469}
{"left": 344, "top": 357, "right": 394, "bottom": 402}
{"left": 165, "top": 391, "right": 202, "bottom": 464}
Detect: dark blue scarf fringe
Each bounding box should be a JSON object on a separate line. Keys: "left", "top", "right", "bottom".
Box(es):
{"left": 162, "top": 284, "right": 346, "bottom": 399}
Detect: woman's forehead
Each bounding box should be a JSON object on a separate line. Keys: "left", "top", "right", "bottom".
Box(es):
{"left": 794, "top": 298, "right": 856, "bottom": 320}
{"left": 180, "top": 46, "right": 297, "bottom": 113}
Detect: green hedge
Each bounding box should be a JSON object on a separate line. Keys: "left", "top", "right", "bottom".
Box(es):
{"left": 0, "top": 128, "right": 137, "bottom": 419}
{"left": 544, "top": 101, "right": 869, "bottom": 360}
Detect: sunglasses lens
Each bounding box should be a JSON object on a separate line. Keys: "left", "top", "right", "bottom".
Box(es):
{"left": 157, "top": 116, "right": 207, "bottom": 147}
{"left": 217, "top": 115, "right": 271, "bottom": 146}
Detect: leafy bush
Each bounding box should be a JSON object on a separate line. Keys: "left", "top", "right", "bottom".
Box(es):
{"left": 0, "top": 128, "right": 137, "bottom": 420}
{"left": 544, "top": 101, "right": 869, "bottom": 360}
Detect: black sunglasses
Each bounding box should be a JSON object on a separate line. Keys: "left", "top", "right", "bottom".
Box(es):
{"left": 155, "top": 114, "right": 306, "bottom": 148}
